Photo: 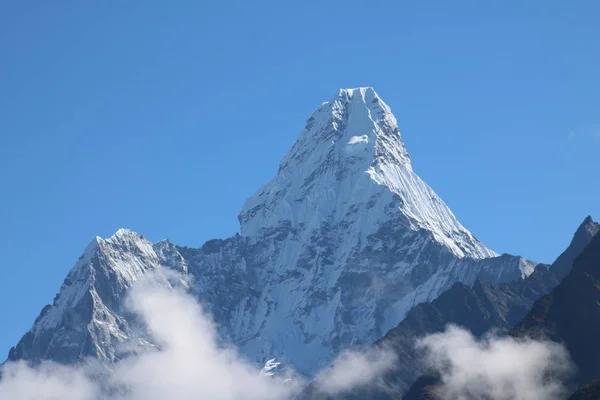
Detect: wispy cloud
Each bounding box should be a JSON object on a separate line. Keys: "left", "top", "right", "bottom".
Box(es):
{"left": 0, "top": 361, "right": 98, "bottom": 400}
{"left": 312, "top": 346, "right": 397, "bottom": 395}
{"left": 416, "top": 325, "right": 574, "bottom": 400}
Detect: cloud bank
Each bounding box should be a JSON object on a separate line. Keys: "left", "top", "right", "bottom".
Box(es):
{"left": 0, "top": 277, "right": 393, "bottom": 399}
{"left": 417, "top": 325, "right": 574, "bottom": 400}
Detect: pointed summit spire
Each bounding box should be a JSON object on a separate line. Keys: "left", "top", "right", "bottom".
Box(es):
{"left": 239, "top": 88, "right": 495, "bottom": 260}
{"left": 579, "top": 215, "right": 598, "bottom": 232}
{"left": 572, "top": 215, "right": 599, "bottom": 250}
{"left": 551, "top": 215, "right": 599, "bottom": 279}
{"left": 278, "top": 87, "right": 411, "bottom": 174}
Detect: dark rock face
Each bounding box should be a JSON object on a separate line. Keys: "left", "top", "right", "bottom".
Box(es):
{"left": 512, "top": 231, "right": 600, "bottom": 387}
{"left": 398, "top": 217, "right": 600, "bottom": 400}
{"left": 552, "top": 216, "right": 600, "bottom": 280}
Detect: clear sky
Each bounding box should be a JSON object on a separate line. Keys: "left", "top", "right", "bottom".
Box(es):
{"left": 1, "top": 0, "right": 598, "bottom": 357}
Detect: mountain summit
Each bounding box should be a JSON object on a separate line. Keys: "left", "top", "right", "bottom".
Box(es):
{"left": 9, "top": 88, "right": 537, "bottom": 375}
{"left": 240, "top": 87, "right": 494, "bottom": 259}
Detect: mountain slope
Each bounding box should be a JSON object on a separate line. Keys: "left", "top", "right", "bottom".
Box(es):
{"left": 8, "top": 87, "right": 537, "bottom": 376}
{"left": 302, "top": 216, "right": 597, "bottom": 399}
{"left": 512, "top": 223, "right": 600, "bottom": 387}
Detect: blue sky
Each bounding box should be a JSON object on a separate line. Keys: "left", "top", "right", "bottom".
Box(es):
{"left": 1, "top": 0, "right": 598, "bottom": 356}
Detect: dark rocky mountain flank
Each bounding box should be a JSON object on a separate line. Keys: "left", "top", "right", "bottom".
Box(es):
{"left": 301, "top": 217, "right": 598, "bottom": 399}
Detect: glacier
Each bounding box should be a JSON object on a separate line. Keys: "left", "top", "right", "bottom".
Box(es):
{"left": 8, "top": 87, "right": 538, "bottom": 376}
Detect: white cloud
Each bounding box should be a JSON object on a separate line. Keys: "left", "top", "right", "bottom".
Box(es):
{"left": 0, "top": 360, "right": 98, "bottom": 400}
{"left": 108, "top": 281, "right": 296, "bottom": 400}
{"left": 416, "top": 325, "right": 574, "bottom": 400}
{"left": 313, "top": 347, "right": 397, "bottom": 395}
{"left": 0, "top": 276, "right": 395, "bottom": 399}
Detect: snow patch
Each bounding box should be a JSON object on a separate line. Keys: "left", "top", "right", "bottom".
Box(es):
{"left": 347, "top": 135, "right": 369, "bottom": 145}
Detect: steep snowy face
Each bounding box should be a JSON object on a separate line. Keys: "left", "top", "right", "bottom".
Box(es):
{"left": 239, "top": 87, "right": 495, "bottom": 259}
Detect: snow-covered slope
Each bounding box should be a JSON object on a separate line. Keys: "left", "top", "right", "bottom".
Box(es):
{"left": 8, "top": 87, "right": 538, "bottom": 376}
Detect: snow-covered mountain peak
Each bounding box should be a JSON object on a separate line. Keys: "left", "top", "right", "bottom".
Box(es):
{"left": 10, "top": 87, "right": 539, "bottom": 377}
{"left": 238, "top": 88, "right": 410, "bottom": 237}
{"left": 292, "top": 86, "right": 409, "bottom": 167}
{"left": 273, "top": 87, "right": 409, "bottom": 175}
{"left": 33, "top": 230, "right": 159, "bottom": 331}
{"left": 238, "top": 88, "right": 494, "bottom": 260}
{"left": 105, "top": 228, "right": 146, "bottom": 245}
{"left": 337, "top": 86, "right": 374, "bottom": 96}
{"left": 9, "top": 228, "right": 190, "bottom": 363}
